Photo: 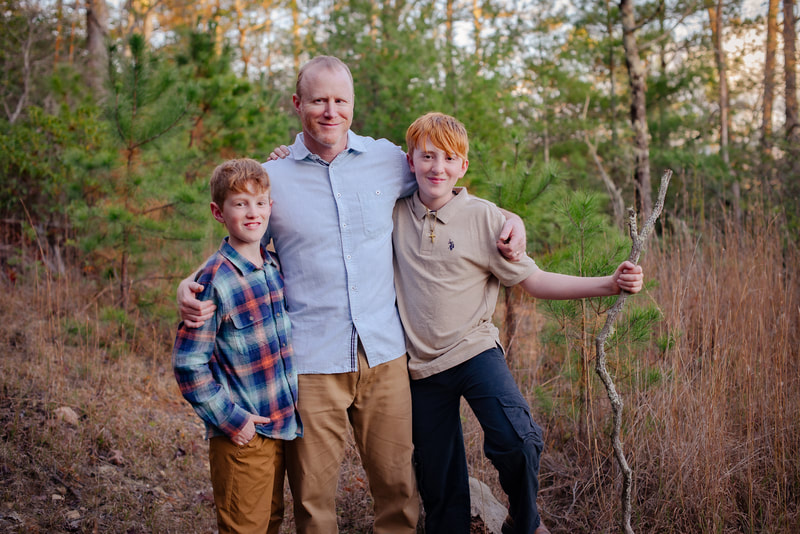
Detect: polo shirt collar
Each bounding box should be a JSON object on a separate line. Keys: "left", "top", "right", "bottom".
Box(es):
{"left": 409, "top": 186, "right": 468, "bottom": 224}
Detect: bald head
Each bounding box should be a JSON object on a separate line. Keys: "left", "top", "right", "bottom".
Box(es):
{"left": 295, "top": 56, "right": 354, "bottom": 100}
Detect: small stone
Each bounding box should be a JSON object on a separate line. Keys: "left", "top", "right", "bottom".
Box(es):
{"left": 54, "top": 407, "right": 79, "bottom": 426}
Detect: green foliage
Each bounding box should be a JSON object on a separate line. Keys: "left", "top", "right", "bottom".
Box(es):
{"left": 0, "top": 100, "right": 110, "bottom": 222}
{"left": 66, "top": 29, "right": 299, "bottom": 309}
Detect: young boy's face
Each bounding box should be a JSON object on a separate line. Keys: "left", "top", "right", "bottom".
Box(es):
{"left": 210, "top": 183, "right": 272, "bottom": 251}
{"left": 408, "top": 137, "right": 469, "bottom": 211}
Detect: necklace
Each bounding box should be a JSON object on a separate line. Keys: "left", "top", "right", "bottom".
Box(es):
{"left": 426, "top": 208, "right": 437, "bottom": 243}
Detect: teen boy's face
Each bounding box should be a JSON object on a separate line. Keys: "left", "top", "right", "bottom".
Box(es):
{"left": 210, "top": 185, "right": 272, "bottom": 252}
{"left": 407, "top": 137, "right": 469, "bottom": 211}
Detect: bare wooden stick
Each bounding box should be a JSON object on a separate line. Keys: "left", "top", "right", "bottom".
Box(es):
{"left": 595, "top": 169, "right": 672, "bottom": 534}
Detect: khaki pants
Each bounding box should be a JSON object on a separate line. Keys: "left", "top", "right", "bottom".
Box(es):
{"left": 286, "top": 349, "right": 418, "bottom": 534}
{"left": 209, "top": 434, "right": 285, "bottom": 534}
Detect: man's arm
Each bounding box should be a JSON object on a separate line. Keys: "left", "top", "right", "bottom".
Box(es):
{"left": 519, "top": 260, "right": 643, "bottom": 300}
{"left": 177, "top": 270, "right": 216, "bottom": 327}
{"left": 497, "top": 208, "right": 526, "bottom": 262}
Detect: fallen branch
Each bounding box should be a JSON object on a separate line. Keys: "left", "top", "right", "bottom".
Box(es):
{"left": 595, "top": 169, "right": 672, "bottom": 534}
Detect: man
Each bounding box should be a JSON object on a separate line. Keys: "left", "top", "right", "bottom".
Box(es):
{"left": 178, "top": 56, "right": 526, "bottom": 533}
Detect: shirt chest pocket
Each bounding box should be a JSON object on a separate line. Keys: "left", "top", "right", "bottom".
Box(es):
{"left": 357, "top": 189, "right": 395, "bottom": 237}
{"left": 228, "top": 304, "right": 275, "bottom": 360}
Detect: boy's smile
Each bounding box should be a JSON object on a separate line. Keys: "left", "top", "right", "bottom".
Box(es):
{"left": 211, "top": 185, "right": 272, "bottom": 256}
{"left": 408, "top": 138, "right": 469, "bottom": 211}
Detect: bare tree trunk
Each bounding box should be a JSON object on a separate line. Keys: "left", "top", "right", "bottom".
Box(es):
{"left": 784, "top": 0, "right": 799, "bottom": 147}
{"left": 708, "top": 0, "right": 739, "bottom": 222}
{"left": 233, "top": 0, "right": 250, "bottom": 76}
{"left": 619, "top": 0, "right": 653, "bottom": 220}
{"left": 54, "top": 0, "right": 64, "bottom": 66}
{"left": 291, "top": 0, "right": 301, "bottom": 71}
{"left": 707, "top": 1, "right": 730, "bottom": 167}
{"left": 606, "top": 0, "right": 618, "bottom": 146}
{"left": 472, "top": 0, "right": 483, "bottom": 60}
{"left": 86, "top": 0, "right": 109, "bottom": 96}
{"left": 445, "top": 0, "right": 458, "bottom": 109}
{"left": 503, "top": 286, "right": 519, "bottom": 365}
{"left": 762, "top": 0, "right": 780, "bottom": 152}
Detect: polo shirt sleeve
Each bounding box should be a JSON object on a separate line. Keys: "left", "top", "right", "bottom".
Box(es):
{"left": 483, "top": 204, "right": 539, "bottom": 287}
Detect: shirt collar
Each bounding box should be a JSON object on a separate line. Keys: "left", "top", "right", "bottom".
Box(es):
{"left": 291, "top": 131, "right": 364, "bottom": 162}
{"left": 218, "top": 237, "right": 273, "bottom": 274}
{"left": 409, "top": 186, "right": 468, "bottom": 225}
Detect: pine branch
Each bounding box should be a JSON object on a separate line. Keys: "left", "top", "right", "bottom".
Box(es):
{"left": 595, "top": 169, "right": 672, "bottom": 534}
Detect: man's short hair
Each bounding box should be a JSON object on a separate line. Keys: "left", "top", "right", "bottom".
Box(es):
{"left": 210, "top": 158, "right": 270, "bottom": 207}
{"left": 295, "top": 55, "right": 354, "bottom": 99}
{"left": 405, "top": 112, "right": 469, "bottom": 160}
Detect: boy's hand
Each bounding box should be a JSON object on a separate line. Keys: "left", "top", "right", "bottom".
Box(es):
{"left": 231, "top": 414, "right": 272, "bottom": 446}
{"left": 266, "top": 145, "right": 290, "bottom": 161}
{"left": 497, "top": 212, "right": 527, "bottom": 262}
{"left": 612, "top": 261, "right": 644, "bottom": 294}
{"left": 177, "top": 277, "right": 216, "bottom": 327}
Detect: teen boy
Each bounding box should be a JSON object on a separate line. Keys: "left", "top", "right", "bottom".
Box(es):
{"left": 172, "top": 158, "right": 301, "bottom": 534}
{"left": 393, "top": 113, "right": 644, "bottom": 534}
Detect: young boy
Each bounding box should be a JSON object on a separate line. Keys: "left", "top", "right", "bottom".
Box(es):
{"left": 172, "top": 158, "right": 301, "bottom": 534}
{"left": 392, "top": 112, "right": 644, "bottom": 534}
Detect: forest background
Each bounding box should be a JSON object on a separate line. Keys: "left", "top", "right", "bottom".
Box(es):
{"left": 1, "top": 0, "right": 799, "bottom": 532}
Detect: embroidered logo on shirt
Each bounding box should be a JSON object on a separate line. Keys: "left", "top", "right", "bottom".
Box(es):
{"left": 449, "top": 239, "right": 455, "bottom": 250}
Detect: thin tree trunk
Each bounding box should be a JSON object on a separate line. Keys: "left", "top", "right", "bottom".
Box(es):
{"left": 291, "top": 0, "right": 301, "bottom": 71}
{"left": 606, "top": 0, "right": 618, "bottom": 146}
{"left": 503, "top": 286, "right": 519, "bottom": 365}
{"left": 762, "top": 0, "right": 779, "bottom": 152}
{"left": 619, "top": 0, "right": 653, "bottom": 220}
{"left": 445, "top": 0, "right": 458, "bottom": 109}
{"left": 708, "top": 0, "right": 739, "bottom": 222}
{"left": 783, "top": 0, "right": 799, "bottom": 147}
{"left": 86, "top": 0, "right": 109, "bottom": 96}
{"left": 472, "top": 0, "right": 483, "bottom": 60}
{"left": 707, "top": 0, "right": 730, "bottom": 167}
{"left": 54, "top": 0, "right": 64, "bottom": 66}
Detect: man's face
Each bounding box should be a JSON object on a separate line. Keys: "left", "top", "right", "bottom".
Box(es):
{"left": 293, "top": 65, "right": 354, "bottom": 161}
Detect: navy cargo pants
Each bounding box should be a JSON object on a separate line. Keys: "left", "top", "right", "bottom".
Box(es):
{"left": 411, "top": 346, "right": 545, "bottom": 534}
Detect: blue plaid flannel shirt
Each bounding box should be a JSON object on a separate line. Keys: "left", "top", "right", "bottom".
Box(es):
{"left": 172, "top": 238, "right": 301, "bottom": 441}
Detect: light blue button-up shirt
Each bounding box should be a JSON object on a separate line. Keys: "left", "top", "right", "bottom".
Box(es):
{"left": 263, "top": 131, "right": 416, "bottom": 374}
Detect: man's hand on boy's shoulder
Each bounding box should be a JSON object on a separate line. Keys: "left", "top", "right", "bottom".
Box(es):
{"left": 265, "top": 145, "right": 290, "bottom": 162}
{"left": 613, "top": 261, "right": 644, "bottom": 294}
{"left": 497, "top": 210, "right": 527, "bottom": 262}
{"left": 177, "top": 278, "right": 216, "bottom": 328}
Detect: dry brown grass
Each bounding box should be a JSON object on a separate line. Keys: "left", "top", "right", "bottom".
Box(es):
{"left": 1, "top": 209, "right": 798, "bottom": 533}
{"left": 0, "top": 268, "right": 219, "bottom": 533}
{"left": 469, "top": 211, "right": 800, "bottom": 533}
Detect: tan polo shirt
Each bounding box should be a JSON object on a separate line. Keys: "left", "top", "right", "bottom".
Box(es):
{"left": 392, "top": 187, "right": 538, "bottom": 380}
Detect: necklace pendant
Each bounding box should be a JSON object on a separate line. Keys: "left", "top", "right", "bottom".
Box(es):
{"left": 429, "top": 232, "right": 436, "bottom": 243}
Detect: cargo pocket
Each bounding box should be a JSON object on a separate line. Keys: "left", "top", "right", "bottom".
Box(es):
{"left": 497, "top": 394, "right": 543, "bottom": 452}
